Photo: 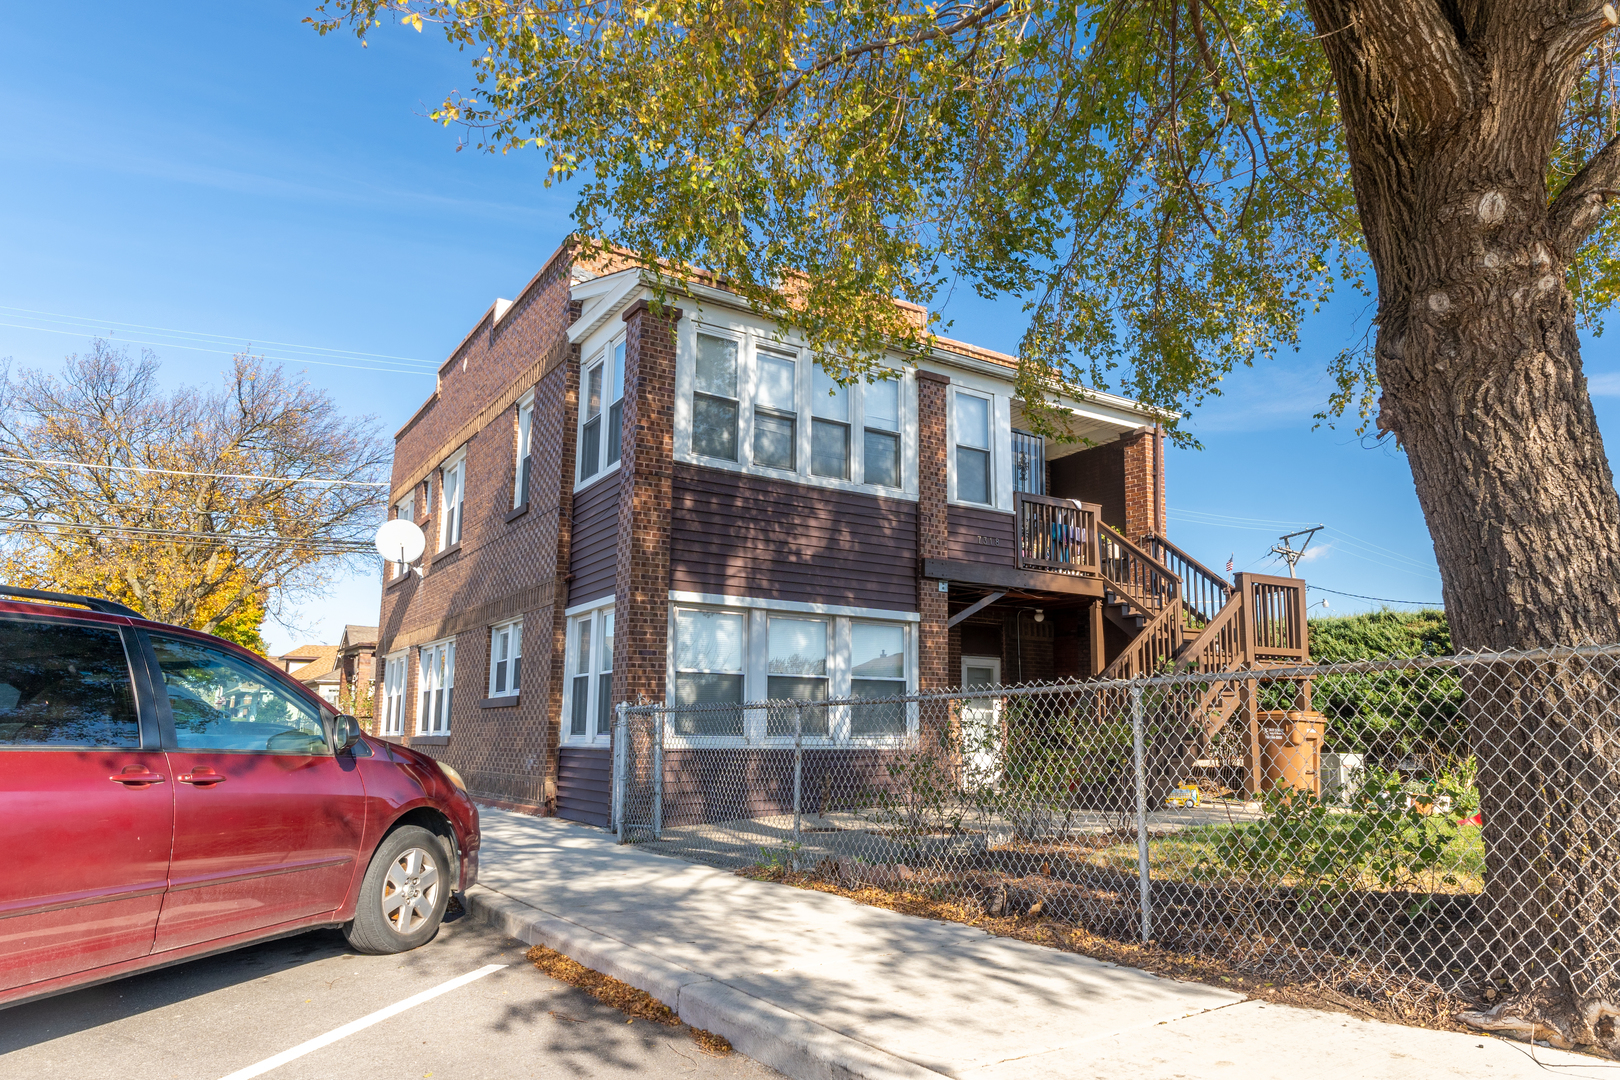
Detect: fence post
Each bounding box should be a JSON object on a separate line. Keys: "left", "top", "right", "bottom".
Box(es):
{"left": 614, "top": 702, "right": 628, "bottom": 844}
{"left": 1130, "top": 685, "right": 1152, "bottom": 943}
{"left": 652, "top": 705, "right": 664, "bottom": 841}
{"left": 792, "top": 704, "right": 804, "bottom": 870}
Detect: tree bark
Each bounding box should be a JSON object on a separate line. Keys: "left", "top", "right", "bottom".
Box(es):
{"left": 1301, "top": 0, "right": 1620, "bottom": 1055}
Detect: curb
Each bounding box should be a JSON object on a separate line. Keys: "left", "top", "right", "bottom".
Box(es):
{"left": 463, "top": 884, "right": 947, "bottom": 1080}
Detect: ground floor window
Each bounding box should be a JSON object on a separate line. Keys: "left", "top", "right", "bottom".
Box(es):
{"left": 666, "top": 595, "right": 916, "bottom": 744}
{"left": 563, "top": 603, "right": 614, "bottom": 745}
{"left": 418, "top": 639, "right": 454, "bottom": 736}
{"left": 381, "top": 653, "right": 407, "bottom": 736}
{"left": 489, "top": 619, "right": 522, "bottom": 698}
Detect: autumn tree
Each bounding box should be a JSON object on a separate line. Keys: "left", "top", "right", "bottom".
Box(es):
{"left": 0, "top": 341, "right": 389, "bottom": 651}
{"left": 313, "top": 0, "right": 1620, "bottom": 1050}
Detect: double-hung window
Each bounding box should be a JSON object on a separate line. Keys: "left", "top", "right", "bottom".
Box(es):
{"left": 691, "top": 333, "right": 739, "bottom": 461}
{"left": 753, "top": 348, "right": 797, "bottom": 471}
{"left": 489, "top": 620, "right": 522, "bottom": 698}
{"left": 566, "top": 607, "right": 613, "bottom": 740}
{"left": 862, "top": 375, "right": 900, "bottom": 488}
{"left": 439, "top": 451, "right": 465, "bottom": 548}
{"left": 766, "top": 616, "right": 830, "bottom": 735}
{"left": 672, "top": 608, "right": 745, "bottom": 735}
{"left": 810, "top": 367, "right": 849, "bottom": 480}
{"left": 381, "top": 654, "right": 407, "bottom": 736}
{"left": 418, "top": 639, "right": 455, "bottom": 736}
{"left": 515, "top": 395, "right": 534, "bottom": 507}
{"left": 954, "top": 391, "right": 993, "bottom": 505}
{"left": 389, "top": 491, "right": 415, "bottom": 577}
{"left": 579, "top": 342, "right": 625, "bottom": 483}
{"left": 850, "top": 623, "right": 907, "bottom": 735}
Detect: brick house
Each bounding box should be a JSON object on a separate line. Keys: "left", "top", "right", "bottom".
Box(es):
{"left": 371, "top": 237, "right": 1277, "bottom": 825}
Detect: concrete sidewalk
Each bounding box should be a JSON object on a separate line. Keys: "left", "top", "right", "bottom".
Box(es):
{"left": 467, "top": 808, "right": 1612, "bottom": 1080}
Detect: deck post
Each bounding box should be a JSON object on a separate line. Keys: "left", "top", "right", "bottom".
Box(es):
{"left": 1089, "top": 599, "right": 1106, "bottom": 676}
{"left": 1130, "top": 685, "right": 1152, "bottom": 943}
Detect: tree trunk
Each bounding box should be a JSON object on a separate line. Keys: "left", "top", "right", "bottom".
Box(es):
{"left": 1298, "top": 0, "right": 1620, "bottom": 1051}
{"left": 1363, "top": 147, "right": 1620, "bottom": 1059}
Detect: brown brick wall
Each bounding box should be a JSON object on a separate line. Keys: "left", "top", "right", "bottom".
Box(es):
{"left": 1120, "top": 426, "right": 1166, "bottom": 543}
{"left": 610, "top": 300, "right": 680, "bottom": 706}
{"left": 916, "top": 370, "right": 950, "bottom": 691}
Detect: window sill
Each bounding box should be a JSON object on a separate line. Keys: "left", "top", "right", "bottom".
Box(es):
{"left": 409, "top": 735, "right": 450, "bottom": 746}
{"left": 505, "top": 503, "right": 530, "bottom": 523}
{"left": 479, "top": 695, "right": 520, "bottom": 708}
{"left": 573, "top": 460, "right": 622, "bottom": 495}
{"left": 431, "top": 542, "right": 462, "bottom": 566}
{"left": 385, "top": 571, "right": 416, "bottom": 591}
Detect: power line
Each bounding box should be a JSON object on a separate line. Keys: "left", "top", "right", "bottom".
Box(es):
{"left": 0, "top": 304, "right": 438, "bottom": 366}
{"left": 1, "top": 517, "right": 375, "bottom": 554}
{"left": 1308, "top": 585, "right": 1443, "bottom": 607}
{"left": 0, "top": 455, "right": 389, "bottom": 488}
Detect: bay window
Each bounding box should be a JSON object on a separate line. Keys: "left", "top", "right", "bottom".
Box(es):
{"left": 692, "top": 333, "right": 739, "bottom": 461}
{"left": 753, "top": 348, "right": 797, "bottom": 470}
{"left": 418, "top": 639, "right": 455, "bottom": 736}
{"left": 489, "top": 619, "right": 522, "bottom": 698}
{"left": 954, "top": 391, "right": 992, "bottom": 505}
{"left": 863, "top": 375, "right": 900, "bottom": 488}
{"left": 810, "top": 367, "right": 849, "bottom": 480}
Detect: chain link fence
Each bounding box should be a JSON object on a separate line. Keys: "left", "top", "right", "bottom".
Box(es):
{"left": 611, "top": 645, "right": 1620, "bottom": 1016}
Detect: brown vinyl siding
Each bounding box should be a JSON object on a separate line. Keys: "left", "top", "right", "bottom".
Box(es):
{"left": 556, "top": 746, "right": 611, "bottom": 827}
{"left": 658, "top": 748, "right": 903, "bottom": 828}
{"left": 947, "top": 504, "right": 1017, "bottom": 564}
{"left": 568, "top": 472, "right": 621, "bottom": 606}
{"left": 669, "top": 463, "right": 918, "bottom": 612}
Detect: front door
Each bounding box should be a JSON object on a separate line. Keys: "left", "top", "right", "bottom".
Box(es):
{"left": 960, "top": 657, "right": 1002, "bottom": 788}
{"left": 0, "top": 616, "right": 172, "bottom": 992}
{"left": 147, "top": 632, "right": 366, "bottom": 951}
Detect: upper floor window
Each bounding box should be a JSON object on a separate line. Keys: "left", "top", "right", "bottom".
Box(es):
{"left": 862, "top": 375, "right": 901, "bottom": 488}
{"left": 954, "top": 390, "right": 992, "bottom": 505}
{"left": 381, "top": 654, "right": 406, "bottom": 736}
{"left": 810, "top": 368, "right": 849, "bottom": 480}
{"left": 389, "top": 491, "right": 416, "bottom": 578}
{"left": 692, "top": 333, "right": 740, "bottom": 461}
{"left": 754, "top": 348, "right": 797, "bottom": 470}
{"left": 489, "top": 620, "right": 522, "bottom": 698}
{"left": 439, "top": 451, "right": 465, "bottom": 548}
{"left": 579, "top": 340, "right": 626, "bottom": 483}
{"left": 418, "top": 639, "right": 454, "bottom": 736}
{"left": 515, "top": 394, "right": 534, "bottom": 508}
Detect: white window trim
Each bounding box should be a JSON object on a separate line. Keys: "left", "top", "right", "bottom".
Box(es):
{"left": 674, "top": 316, "right": 921, "bottom": 500}
{"left": 947, "top": 386, "right": 1010, "bottom": 510}
{"left": 574, "top": 336, "right": 626, "bottom": 492}
{"left": 664, "top": 594, "right": 918, "bottom": 749}
{"left": 561, "top": 600, "right": 615, "bottom": 746}
{"left": 515, "top": 392, "right": 535, "bottom": 509}
{"left": 488, "top": 618, "right": 523, "bottom": 698}
{"left": 389, "top": 493, "right": 416, "bottom": 578}
{"left": 417, "top": 638, "right": 456, "bottom": 736}
{"left": 381, "top": 651, "right": 408, "bottom": 737}
{"left": 439, "top": 449, "right": 467, "bottom": 549}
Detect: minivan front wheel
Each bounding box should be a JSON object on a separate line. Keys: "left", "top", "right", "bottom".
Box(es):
{"left": 345, "top": 826, "right": 452, "bottom": 954}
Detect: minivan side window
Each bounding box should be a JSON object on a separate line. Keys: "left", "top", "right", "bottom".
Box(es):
{"left": 0, "top": 617, "right": 139, "bottom": 747}
{"left": 151, "top": 635, "right": 328, "bottom": 755}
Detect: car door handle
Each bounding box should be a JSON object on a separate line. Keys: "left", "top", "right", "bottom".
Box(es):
{"left": 109, "top": 768, "right": 166, "bottom": 786}
{"left": 178, "top": 770, "right": 228, "bottom": 786}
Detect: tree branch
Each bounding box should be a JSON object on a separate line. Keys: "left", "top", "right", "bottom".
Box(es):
{"left": 1547, "top": 3, "right": 1620, "bottom": 73}
{"left": 1550, "top": 131, "right": 1620, "bottom": 255}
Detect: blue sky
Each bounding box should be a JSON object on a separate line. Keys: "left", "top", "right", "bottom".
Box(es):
{"left": 4, "top": 3, "right": 1618, "bottom": 654}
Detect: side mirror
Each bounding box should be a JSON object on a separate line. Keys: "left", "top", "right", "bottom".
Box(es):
{"left": 331, "top": 713, "right": 362, "bottom": 754}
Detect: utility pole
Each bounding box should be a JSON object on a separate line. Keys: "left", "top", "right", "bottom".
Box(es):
{"left": 1270, "top": 526, "right": 1324, "bottom": 578}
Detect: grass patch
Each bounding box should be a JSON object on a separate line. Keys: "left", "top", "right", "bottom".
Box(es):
{"left": 525, "top": 945, "right": 732, "bottom": 1055}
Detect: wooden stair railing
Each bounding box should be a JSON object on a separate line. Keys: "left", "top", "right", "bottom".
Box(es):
{"left": 1098, "top": 523, "right": 1180, "bottom": 618}
{"left": 1100, "top": 598, "right": 1185, "bottom": 680}
{"left": 1141, "top": 533, "right": 1233, "bottom": 628}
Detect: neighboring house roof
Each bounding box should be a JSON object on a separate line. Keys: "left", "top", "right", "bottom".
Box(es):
{"left": 287, "top": 645, "right": 340, "bottom": 684}
{"left": 276, "top": 643, "right": 323, "bottom": 666}
{"left": 339, "top": 625, "right": 378, "bottom": 651}
{"left": 299, "top": 666, "right": 343, "bottom": 686}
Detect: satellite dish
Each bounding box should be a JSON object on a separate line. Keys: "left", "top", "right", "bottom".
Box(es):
{"left": 374, "top": 518, "right": 426, "bottom": 566}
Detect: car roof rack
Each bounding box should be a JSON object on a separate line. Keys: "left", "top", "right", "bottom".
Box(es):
{"left": 0, "top": 584, "right": 142, "bottom": 618}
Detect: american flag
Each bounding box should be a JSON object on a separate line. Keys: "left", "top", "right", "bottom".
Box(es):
{"left": 1226, "top": 553, "right": 1235, "bottom": 574}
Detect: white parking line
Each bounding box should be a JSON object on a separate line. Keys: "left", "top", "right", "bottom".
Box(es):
{"left": 217, "top": 963, "right": 507, "bottom": 1080}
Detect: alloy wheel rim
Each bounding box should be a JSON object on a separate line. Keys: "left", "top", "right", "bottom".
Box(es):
{"left": 381, "top": 846, "right": 441, "bottom": 935}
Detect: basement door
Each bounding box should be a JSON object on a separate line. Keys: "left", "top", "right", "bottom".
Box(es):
{"left": 960, "top": 657, "right": 1002, "bottom": 787}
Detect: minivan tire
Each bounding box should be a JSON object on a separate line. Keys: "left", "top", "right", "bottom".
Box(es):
{"left": 344, "top": 826, "right": 452, "bottom": 955}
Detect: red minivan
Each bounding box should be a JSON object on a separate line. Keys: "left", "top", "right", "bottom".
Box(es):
{"left": 0, "top": 585, "right": 480, "bottom": 1010}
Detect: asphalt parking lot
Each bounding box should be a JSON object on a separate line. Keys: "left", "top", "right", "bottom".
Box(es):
{"left": 0, "top": 909, "right": 780, "bottom": 1080}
